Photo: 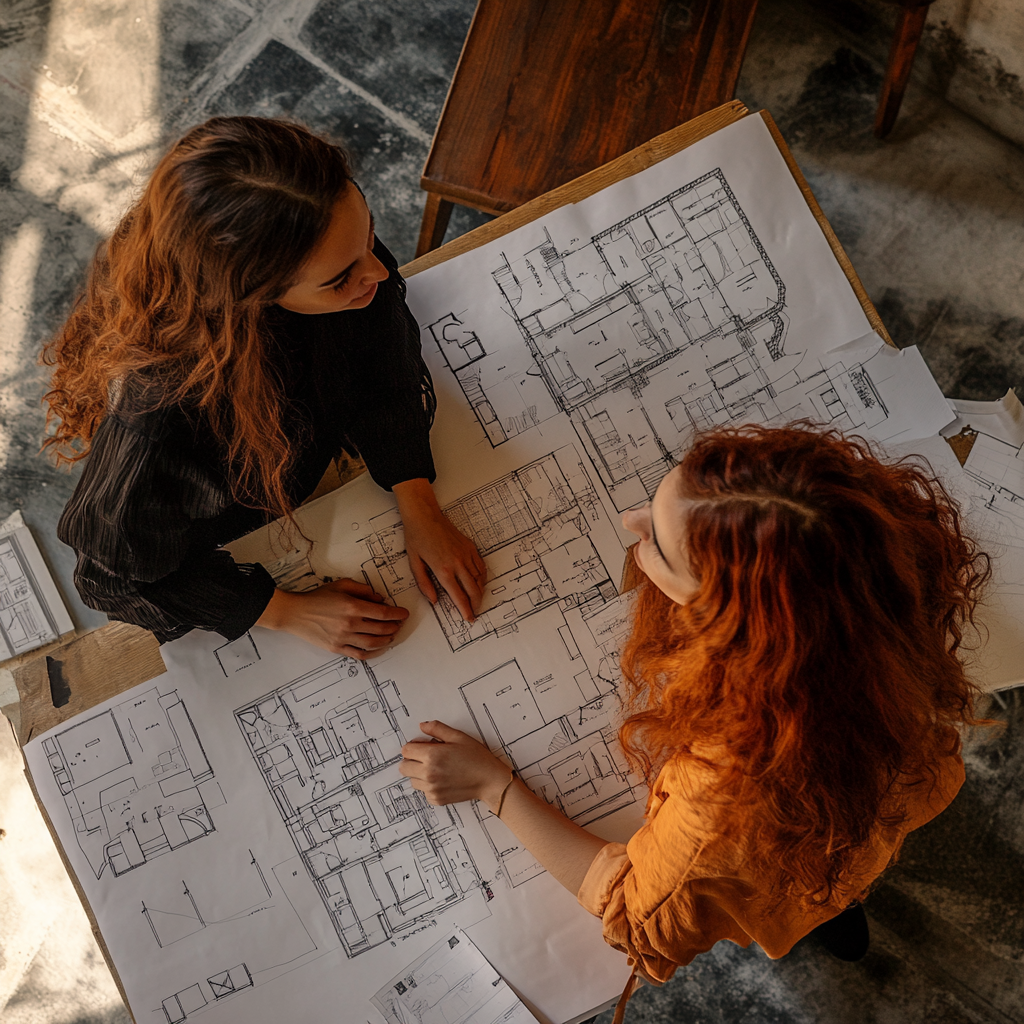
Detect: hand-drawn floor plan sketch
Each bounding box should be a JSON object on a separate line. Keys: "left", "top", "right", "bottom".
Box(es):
{"left": 462, "top": 593, "right": 639, "bottom": 889}
{"left": 964, "top": 432, "right": 1024, "bottom": 596}
{"left": 0, "top": 525, "right": 71, "bottom": 659}
{"left": 41, "top": 688, "right": 218, "bottom": 879}
{"left": 428, "top": 169, "right": 926, "bottom": 510}
{"left": 235, "top": 657, "right": 492, "bottom": 958}
{"left": 372, "top": 930, "right": 534, "bottom": 1024}
{"left": 360, "top": 447, "right": 622, "bottom": 651}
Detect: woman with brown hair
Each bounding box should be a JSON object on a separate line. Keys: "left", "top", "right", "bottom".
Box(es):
{"left": 45, "top": 116, "right": 486, "bottom": 654}
{"left": 399, "top": 423, "right": 988, "bottom": 1021}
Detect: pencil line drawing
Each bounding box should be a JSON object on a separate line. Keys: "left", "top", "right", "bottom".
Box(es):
{"left": 428, "top": 168, "right": 911, "bottom": 511}
{"left": 214, "top": 632, "right": 261, "bottom": 677}
{"left": 359, "top": 447, "right": 622, "bottom": 652}
{"left": 158, "top": 964, "right": 252, "bottom": 1023}
{"left": 235, "top": 657, "right": 492, "bottom": 958}
{"left": 41, "top": 688, "right": 217, "bottom": 879}
{"left": 140, "top": 850, "right": 274, "bottom": 948}
{"left": 462, "top": 593, "right": 639, "bottom": 889}
{"left": 0, "top": 530, "right": 61, "bottom": 657}
{"left": 160, "top": 982, "right": 206, "bottom": 1023}
{"left": 372, "top": 930, "right": 534, "bottom": 1024}
{"left": 963, "top": 431, "right": 1024, "bottom": 595}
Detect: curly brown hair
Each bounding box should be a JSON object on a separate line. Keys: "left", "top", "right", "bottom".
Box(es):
{"left": 42, "top": 116, "right": 353, "bottom": 516}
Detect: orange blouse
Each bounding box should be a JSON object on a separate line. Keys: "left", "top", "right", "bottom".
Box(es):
{"left": 577, "top": 745, "right": 965, "bottom": 985}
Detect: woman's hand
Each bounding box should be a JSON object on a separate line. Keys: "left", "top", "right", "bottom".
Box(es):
{"left": 400, "top": 721, "right": 512, "bottom": 808}
{"left": 393, "top": 478, "right": 487, "bottom": 622}
{"left": 255, "top": 578, "right": 409, "bottom": 658}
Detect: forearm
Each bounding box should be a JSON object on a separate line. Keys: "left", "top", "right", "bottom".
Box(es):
{"left": 393, "top": 477, "right": 437, "bottom": 516}
{"left": 484, "top": 777, "right": 609, "bottom": 895}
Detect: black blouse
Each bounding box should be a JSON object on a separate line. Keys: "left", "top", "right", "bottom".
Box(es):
{"left": 58, "top": 240, "right": 435, "bottom": 644}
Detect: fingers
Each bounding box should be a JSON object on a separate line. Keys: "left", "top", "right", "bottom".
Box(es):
{"left": 418, "top": 720, "right": 469, "bottom": 744}
{"left": 346, "top": 596, "right": 410, "bottom": 623}
{"left": 408, "top": 551, "right": 438, "bottom": 605}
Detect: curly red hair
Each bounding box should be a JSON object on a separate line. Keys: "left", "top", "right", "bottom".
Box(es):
{"left": 619, "top": 423, "right": 989, "bottom": 905}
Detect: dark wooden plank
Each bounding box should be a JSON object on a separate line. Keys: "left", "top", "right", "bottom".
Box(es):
{"left": 875, "top": 3, "right": 932, "bottom": 138}
{"left": 422, "top": 0, "right": 760, "bottom": 212}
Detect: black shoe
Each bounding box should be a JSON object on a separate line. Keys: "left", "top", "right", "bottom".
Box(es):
{"left": 810, "top": 903, "right": 870, "bottom": 961}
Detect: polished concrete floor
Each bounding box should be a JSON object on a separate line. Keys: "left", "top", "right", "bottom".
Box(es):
{"left": 0, "top": 0, "right": 1022, "bottom": 1021}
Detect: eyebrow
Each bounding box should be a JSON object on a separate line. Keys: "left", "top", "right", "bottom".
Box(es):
{"left": 318, "top": 214, "right": 375, "bottom": 289}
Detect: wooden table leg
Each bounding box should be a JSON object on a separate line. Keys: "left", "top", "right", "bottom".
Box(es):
{"left": 874, "top": 3, "right": 931, "bottom": 139}
{"left": 416, "top": 193, "right": 455, "bottom": 257}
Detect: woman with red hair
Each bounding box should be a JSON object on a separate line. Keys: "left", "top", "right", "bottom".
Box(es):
{"left": 400, "top": 423, "right": 988, "bottom": 1022}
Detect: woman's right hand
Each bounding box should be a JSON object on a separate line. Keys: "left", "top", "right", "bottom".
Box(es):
{"left": 255, "top": 578, "right": 409, "bottom": 658}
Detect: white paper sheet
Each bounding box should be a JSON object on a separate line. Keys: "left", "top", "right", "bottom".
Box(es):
{"left": 0, "top": 516, "right": 73, "bottom": 660}
{"left": 410, "top": 115, "right": 875, "bottom": 518}
{"left": 371, "top": 929, "right": 537, "bottom": 1024}
{"left": 884, "top": 432, "right": 1024, "bottom": 691}
{"left": 940, "top": 388, "right": 1024, "bottom": 448}
{"left": 23, "top": 112, "right": 976, "bottom": 1024}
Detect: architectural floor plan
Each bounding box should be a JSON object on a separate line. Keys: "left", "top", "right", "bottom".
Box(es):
{"left": 0, "top": 523, "right": 72, "bottom": 659}
{"left": 235, "top": 656, "right": 491, "bottom": 958}
{"left": 427, "top": 169, "right": 944, "bottom": 510}
{"left": 359, "top": 447, "right": 620, "bottom": 651}
{"left": 42, "top": 687, "right": 218, "bottom": 880}
{"left": 372, "top": 930, "right": 533, "bottom": 1024}
{"left": 964, "top": 431, "right": 1024, "bottom": 597}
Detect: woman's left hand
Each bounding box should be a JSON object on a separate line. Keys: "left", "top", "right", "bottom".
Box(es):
{"left": 393, "top": 478, "right": 487, "bottom": 622}
{"left": 400, "top": 721, "right": 511, "bottom": 807}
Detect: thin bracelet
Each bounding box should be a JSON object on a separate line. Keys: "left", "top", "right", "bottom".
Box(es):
{"left": 495, "top": 768, "right": 516, "bottom": 818}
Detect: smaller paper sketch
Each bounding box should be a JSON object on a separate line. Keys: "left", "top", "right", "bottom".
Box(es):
{"left": 372, "top": 930, "right": 536, "bottom": 1024}
{"left": 964, "top": 431, "right": 1024, "bottom": 586}
{"left": 215, "top": 632, "right": 261, "bottom": 676}
{"left": 42, "top": 688, "right": 218, "bottom": 879}
{"left": 0, "top": 524, "right": 73, "bottom": 660}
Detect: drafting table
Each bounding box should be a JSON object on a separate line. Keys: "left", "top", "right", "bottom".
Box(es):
{"left": 1, "top": 100, "right": 966, "bottom": 1021}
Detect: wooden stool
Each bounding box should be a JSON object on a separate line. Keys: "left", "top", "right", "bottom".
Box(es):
{"left": 875, "top": 0, "right": 938, "bottom": 138}
{"left": 416, "top": 0, "right": 761, "bottom": 257}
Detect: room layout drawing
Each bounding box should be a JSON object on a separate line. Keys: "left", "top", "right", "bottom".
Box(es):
{"left": 429, "top": 169, "right": 908, "bottom": 510}
{"left": 41, "top": 688, "right": 218, "bottom": 879}
{"left": 359, "top": 447, "right": 621, "bottom": 651}
{"left": 160, "top": 964, "right": 252, "bottom": 1023}
{"left": 963, "top": 431, "right": 1024, "bottom": 596}
{"left": 235, "top": 656, "right": 490, "bottom": 959}
{"left": 464, "top": 593, "right": 640, "bottom": 888}
{"left": 0, "top": 529, "right": 63, "bottom": 658}
{"left": 372, "top": 930, "right": 534, "bottom": 1024}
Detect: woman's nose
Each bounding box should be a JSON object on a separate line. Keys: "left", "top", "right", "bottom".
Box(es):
{"left": 621, "top": 507, "right": 649, "bottom": 539}
{"left": 367, "top": 251, "right": 389, "bottom": 284}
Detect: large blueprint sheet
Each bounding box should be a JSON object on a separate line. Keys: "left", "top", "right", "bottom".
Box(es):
{"left": 25, "top": 116, "right": 945, "bottom": 1024}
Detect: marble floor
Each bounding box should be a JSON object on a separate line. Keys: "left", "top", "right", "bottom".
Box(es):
{"left": 0, "top": 1, "right": 1021, "bottom": 1021}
